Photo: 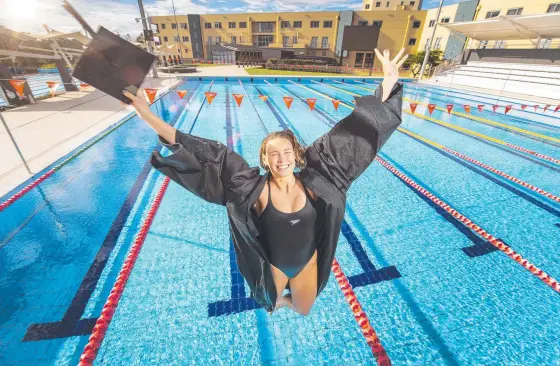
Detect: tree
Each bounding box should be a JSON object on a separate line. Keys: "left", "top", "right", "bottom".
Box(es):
{"left": 136, "top": 33, "right": 145, "bottom": 43}
{"left": 403, "top": 50, "right": 443, "bottom": 78}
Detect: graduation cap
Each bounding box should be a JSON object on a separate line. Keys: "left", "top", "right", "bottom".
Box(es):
{"left": 63, "top": 1, "right": 156, "bottom": 104}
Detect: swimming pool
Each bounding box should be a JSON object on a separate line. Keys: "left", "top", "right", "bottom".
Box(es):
{"left": 0, "top": 77, "right": 559, "bottom": 365}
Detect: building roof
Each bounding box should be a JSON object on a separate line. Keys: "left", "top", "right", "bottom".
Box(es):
{"left": 441, "top": 12, "right": 560, "bottom": 41}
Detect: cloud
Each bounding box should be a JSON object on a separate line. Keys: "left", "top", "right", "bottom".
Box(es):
{"left": 0, "top": 0, "right": 214, "bottom": 38}
{"left": 0, "top": 0, "right": 140, "bottom": 35}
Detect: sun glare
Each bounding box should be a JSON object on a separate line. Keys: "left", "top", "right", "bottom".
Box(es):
{"left": 4, "top": 0, "right": 39, "bottom": 22}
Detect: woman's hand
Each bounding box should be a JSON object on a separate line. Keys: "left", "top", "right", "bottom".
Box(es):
{"left": 123, "top": 88, "right": 152, "bottom": 118}
{"left": 374, "top": 47, "right": 408, "bottom": 84}
{"left": 374, "top": 47, "right": 408, "bottom": 101}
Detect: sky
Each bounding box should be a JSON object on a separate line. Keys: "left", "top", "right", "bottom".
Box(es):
{"left": 0, "top": 0, "right": 463, "bottom": 38}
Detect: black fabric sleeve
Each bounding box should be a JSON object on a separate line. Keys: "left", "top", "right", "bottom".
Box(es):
{"left": 150, "top": 130, "right": 260, "bottom": 205}
{"left": 303, "top": 82, "right": 403, "bottom": 192}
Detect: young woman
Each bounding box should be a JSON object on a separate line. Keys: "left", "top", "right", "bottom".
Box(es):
{"left": 123, "top": 48, "right": 407, "bottom": 315}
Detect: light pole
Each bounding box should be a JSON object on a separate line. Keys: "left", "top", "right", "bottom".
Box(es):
{"left": 171, "top": 0, "right": 182, "bottom": 61}
{"left": 136, "top": 0, "right": 159, "bottom": 78}
{"left": 418, "top": 0, "right": 444, "bottom": 80}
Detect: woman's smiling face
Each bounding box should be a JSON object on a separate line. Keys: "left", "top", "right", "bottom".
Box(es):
{"left": 263, "top": 137, "right": 296, "bottom": 178}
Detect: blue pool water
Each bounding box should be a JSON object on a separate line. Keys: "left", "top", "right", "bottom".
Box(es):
{"left": 0, "top": 77, "right": 559, "bottom": 365}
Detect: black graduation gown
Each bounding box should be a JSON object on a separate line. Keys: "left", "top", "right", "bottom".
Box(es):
{"left": 150, "top": 82, "right": 403, "bottom": 312}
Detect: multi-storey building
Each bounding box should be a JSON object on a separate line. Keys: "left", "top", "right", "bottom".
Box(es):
{"left": 417, "top": 0, "right": 478, "bottom": 60}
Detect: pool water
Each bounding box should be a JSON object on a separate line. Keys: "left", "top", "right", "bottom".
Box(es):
{"left": 0, "top": 77, "right": 559, "bottom": 365}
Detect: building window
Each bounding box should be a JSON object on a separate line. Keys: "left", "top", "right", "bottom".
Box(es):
{"left": 479, "top": 40, "right": 488, "bottom": 49}
{"left": 401, "top": 1, "right": 404, "bottom": 4}
{"left": 240, "top": 22, "right": 247, "bottom": 28}
{"left": 507, "top": 7, "right": 523, "bottom": 15}
{"left": 434, "top": 37, "right": 441, "bottom": 49}
{"left": 231, "top": 36, "right": 237, "bottom": 45}
{"left": 174, "top": 36, "right": 180, "bottom": 42}
{"left": 547, "top": 3, "right": 560, "bottom": 12}
{"left": 205, "top": 23, "right": 211, "bottom": 29}
{"left": 293, "top": 36, "right": 298, "bottom": 44}
{"left": 441, "top": 17, "right": 450, "bottom": 23}
{"left": 358, "top": 20, "right": 369, "bottom": 26}
{"left": 365, "top": 53, "right": 373, "bottom": 67}
{"left": 410, "top": 0, "right": 415, "bottom": 5}
{"left": 172, "top": 23, "right": 177, "bottom": 29}
{"left": 324, "top": 21, "right": 333, "bottom": 28}
{"left": 229, "top": 22, "right": 236, "bottom": 28}
{"left": 429, "top": 19, "right": 435, "bottom": 27}
{"left": 310, "top": 36, "right": 318, "bottom": 47}
{"left": 376, "top": 2, "right": 381, "bottom": 7}
{"left": 413, "top": 20, "right": 421, "bottom": 28}
{"left": 321, "top": 36, "right": 329, "bottom": 48}
{"left": 373, "top": 20, "right": 383, "bottom": 27}
{"left": 256, "top": 35, "right": 273, "bottom": 47}
{"left": 207, "top": 36, "right": 212, "bottom": 45}
{"left": 181, "top": 23, "right": 187, "bottom": 29}
{"left": 163, "top": 36, "right": 168, "bottom": 42}
{"left": 322, "top": 51, "right": 327, "bottom": 56}
{"left": 355, "top": 52, "right": 365, "bottom": 66}
{"left": 256, "top": 22, "right": 275, "bottom": 33}
{"left": 486, "top": 10, "right": 500, "bottom": 18}
{"left": 494, "top": 40, "right": 507, "bottom": 48}
{"left": 537, "top": 38, "right": 552, "bottom": 48}
{"left": 293, "top": 21, "right": 302, "bottom": 28}
{"left": 366, "top": 4, "right": 370, "bottom": 9}
{"left": 283, "top": 36, "right": 289, "bottom": 46}
{"left": 161, "top": 24, "right": 167, "bottom": 30}
{"left": 311, "top": 21, "right": 320, "bottom": 28}
{"left": 408, "top": 38, "right": 416, "bottom": 45}
{"left": 386, "top": 1, "right": 390, "bottom": 6}
{"left": 216, "top": 36, "right": 221, "bottom": 44}
{"left": 281, "top": 21, "right": 290, "bottom": 28}
{"left": 182, "top": 36, "right": 189, "bottom": 42}
{"left": 215, "top": 22, "right": 222, "bottom": 29}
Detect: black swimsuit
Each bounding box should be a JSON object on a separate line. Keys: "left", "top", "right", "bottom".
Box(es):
{"left": 258, "top": 179, "right": 317, "bottom": 278}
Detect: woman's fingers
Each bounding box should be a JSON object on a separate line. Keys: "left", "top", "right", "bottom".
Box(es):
{"left": 392, "top": 47, "right": 405, "bottom": 64}
{"left": 374, "top": 48, "right": 383, "bottom": 61}
{"left": 396, "top": 54, "right": 409, "bottom": 69}
{"left": 122, "top": 90, "right": 136, "bottom": 101}
{"left": 136, "top": 87, "right": 144, "bottom": 99}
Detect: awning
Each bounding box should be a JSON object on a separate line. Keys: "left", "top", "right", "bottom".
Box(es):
{"left": 440, "top": 12, "right": 560, "bottom": 41}
{"left": 0, "top": 26, "right": 91, "bottom": 44}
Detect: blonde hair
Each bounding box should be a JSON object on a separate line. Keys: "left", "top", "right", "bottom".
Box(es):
{"left": 259, "top": 130, "right": 306, "bottom": 172}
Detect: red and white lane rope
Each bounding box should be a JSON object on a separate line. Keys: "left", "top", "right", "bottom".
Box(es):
{"left": 0, "top": 169, "right": 55, "bottom": 212}
{"left": 375, "top": 156, "right": 560, "bottom": 293}
{"left": 78, "top": 178, "right": 170, "bottom": 366}
{"left": 441, "top": 146, "right": 560, "bottom": 203}
{"left": 332, "top": 259, "right": 391, "bottom": 365}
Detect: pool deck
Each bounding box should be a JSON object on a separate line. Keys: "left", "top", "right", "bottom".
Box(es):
{"left": 0, "top": 75, "right": 184, "bottom": 197}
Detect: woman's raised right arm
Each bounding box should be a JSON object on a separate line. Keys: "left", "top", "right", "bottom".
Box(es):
{"left": 123, "top": 88, "right": 176, "bottom": 144}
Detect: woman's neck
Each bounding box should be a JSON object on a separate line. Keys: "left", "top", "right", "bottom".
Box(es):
{"left": 270, "top": 173, "right": 297, "bottom": 194}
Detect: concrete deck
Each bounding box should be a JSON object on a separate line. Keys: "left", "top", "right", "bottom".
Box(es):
{"left": 0, "top": 75, "right": 184, "bottom": 197}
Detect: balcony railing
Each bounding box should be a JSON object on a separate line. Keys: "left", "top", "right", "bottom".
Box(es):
{"left": 306, "top": 43, "right": 331, "bottom": 50}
